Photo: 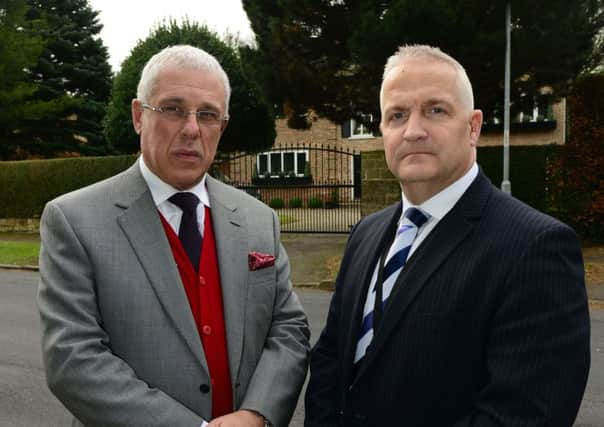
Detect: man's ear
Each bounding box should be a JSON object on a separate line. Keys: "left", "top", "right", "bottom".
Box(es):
{"left": 469, "top": 109, "right": 483, "bottom": 147}
{"left": 131, "top": 99, "right": 143, "bottom": 135}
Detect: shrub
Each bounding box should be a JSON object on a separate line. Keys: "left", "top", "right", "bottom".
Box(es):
{"left": 307, "top": 197, "right": 323, "bottom": 209}
{"left": 325, "top": 188, "right": 340, "bottom": 209}
{"left": 0, "top": 155, "right": 137, "bottom": 218}
{"left": 269, "top": 197, "right": 285, "bottom": 209}
{"left": 289, "top": 197, "right": 303, "bottom": 208}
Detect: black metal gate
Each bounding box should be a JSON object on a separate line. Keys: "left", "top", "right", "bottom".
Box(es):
{"left": 213, "top": 144, "right": 361, "bottom": 233}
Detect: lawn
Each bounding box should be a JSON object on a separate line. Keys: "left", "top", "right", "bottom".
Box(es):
{"left": 0, "top": 239, "right": 40, "bottom": 266}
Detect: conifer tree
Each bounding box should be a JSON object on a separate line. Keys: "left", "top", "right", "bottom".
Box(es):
{"left": 23, "top": 0, "right": 112, "bottom": 156}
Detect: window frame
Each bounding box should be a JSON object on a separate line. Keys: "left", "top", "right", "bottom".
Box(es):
{"left": 348, "top": 114, "right": 375, "bottom": 139}
{"left": 256, "top": 149, "right": 309, "bottom": 178}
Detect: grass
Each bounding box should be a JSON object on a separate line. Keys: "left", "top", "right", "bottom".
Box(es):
{"left": 0, "top": 240, "right": 40, "bottom": 265}
{"left": 278, "top": 214, "right": 297, "bottom": 225}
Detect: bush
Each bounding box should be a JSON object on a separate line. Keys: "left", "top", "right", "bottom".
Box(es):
{"left": 307, "top": 197, "right": 323, "bottom": 209}
{"left": 546, "top": 73, "right": 604, "bottom": 241}
{"left": 477, "top": 145, "right": 559, "bottom": 213}
{"left": 325, "top": 188, "right": 339, "bottom": 209}
{"left": 289, "top": 197, "right": 303, "bottom": 208}
{"left": 0, "top": 155, "right": 137, "bottom": 218}
{"left": 269, "top": 197, "right": 285, "bottom": 209}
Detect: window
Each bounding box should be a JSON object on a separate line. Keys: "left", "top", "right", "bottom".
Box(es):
{"left": 257, "top": 150, "right": 309, "bottom": 177}
{"left": 343, "top": 114, "right": 375, "bottom": 139}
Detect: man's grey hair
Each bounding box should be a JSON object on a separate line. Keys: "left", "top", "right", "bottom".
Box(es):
{"left": 136, "top": 45, "right": 231, "bottom": 115}
{"left": 380, "top": 44, "right": 475, "bottom": 111}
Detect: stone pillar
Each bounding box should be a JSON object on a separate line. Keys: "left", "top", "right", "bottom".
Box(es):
{"left": 361, "top": 151, "right": 400, "bottom": 216}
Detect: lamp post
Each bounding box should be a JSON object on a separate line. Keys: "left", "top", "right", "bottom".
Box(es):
{"left": 501, "top": 0, "right": 512, "bottom": 195}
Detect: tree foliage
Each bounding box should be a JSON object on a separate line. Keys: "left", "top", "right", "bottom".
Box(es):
{"left": 103, "top": 20, "right": 275, "bottom": 155}
{"left": 243, "top": 0, "right": 604, "bottom": 129}
{"left": 0, "top": 0, "right": 59, "bottom": 159}
{"left": 547, "top": 73, "right": 604, "bottom": 241}
{"left": 13, "top": 0, "right": 113, "bottom": 158}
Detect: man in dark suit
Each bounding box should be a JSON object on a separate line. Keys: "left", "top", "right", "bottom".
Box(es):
{"left": 38, "top": 45, "right": 309, "bottom": 427}
{"left": 305, "top": 44, "right": 590, "bottom": 426}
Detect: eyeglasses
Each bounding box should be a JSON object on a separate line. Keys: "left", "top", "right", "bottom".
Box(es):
{"left": 141, "top": 102, "right": 228, "bottom": 128}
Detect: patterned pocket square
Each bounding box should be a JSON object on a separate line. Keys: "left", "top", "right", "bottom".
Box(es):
{"left": 248, "top": 251, "right": 276, "bottom": 271}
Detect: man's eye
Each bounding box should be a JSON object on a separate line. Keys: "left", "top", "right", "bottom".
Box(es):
{"left": 162, "top": 106, "right": 184, "bottom": 116}
{"left": 390, "top": 112, "right": 406, "bottom": 122}
{"left": 429, "top": 106, "right": 446, "bottom": 115}
{"left": 197, "top": 111, "right": 219, "bottom": 122}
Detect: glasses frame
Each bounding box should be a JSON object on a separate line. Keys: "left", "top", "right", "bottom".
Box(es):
{"left": 141, "top": 102, "right": 228, "bottom": 128}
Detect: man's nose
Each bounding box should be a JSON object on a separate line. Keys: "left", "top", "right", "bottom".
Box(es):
{"left": 403, "top": 112, "right": 428, "bottom": 141}
{"left": 181, "top": 113, "right": 201, "bottom": 137}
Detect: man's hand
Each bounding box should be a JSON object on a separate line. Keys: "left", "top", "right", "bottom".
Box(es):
{"left": 207, "top": 409, "right": 265, "bottom": 427}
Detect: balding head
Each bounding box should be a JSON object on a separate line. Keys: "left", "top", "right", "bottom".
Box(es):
{"left": 380, "top": 44, "right": 474, "bottom": 113}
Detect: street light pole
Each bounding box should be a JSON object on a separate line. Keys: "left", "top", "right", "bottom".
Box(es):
{"left": 501, "top": 0, "right": 512, "bottom": 195}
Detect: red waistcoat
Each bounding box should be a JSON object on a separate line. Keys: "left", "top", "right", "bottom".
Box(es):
{"left": 159, "top": 207, "right": 233, "bottom": 418}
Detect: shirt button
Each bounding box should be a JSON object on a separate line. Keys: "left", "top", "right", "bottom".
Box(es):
{"left": 202, "top": 325, "right": 212, "bottom": 335}
{"left": 199, "top": 275, "right": 206, "bottom": 286}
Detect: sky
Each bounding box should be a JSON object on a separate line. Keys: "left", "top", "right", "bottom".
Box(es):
{"left": 88, "top": 0, "right": 255, "bottom": 71}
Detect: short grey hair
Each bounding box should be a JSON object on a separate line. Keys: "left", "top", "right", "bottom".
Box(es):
{"left": 380, "top": 44, "right": 474, "bottom": 111}
{"left": 136, "top": 45, "right": 231, "bottom": 115}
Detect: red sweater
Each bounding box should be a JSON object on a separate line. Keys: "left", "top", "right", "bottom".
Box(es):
{"left": 160, "top": 207, "right": 233, "bottom": 417}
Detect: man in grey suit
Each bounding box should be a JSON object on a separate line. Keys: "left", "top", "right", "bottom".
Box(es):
{"left": 38, "top": 45, "right": 310, "bottom": 427}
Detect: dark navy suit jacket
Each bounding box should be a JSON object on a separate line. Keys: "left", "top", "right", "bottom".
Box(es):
{"left": 305, "top": 171, "right": 590, "bottom": 426}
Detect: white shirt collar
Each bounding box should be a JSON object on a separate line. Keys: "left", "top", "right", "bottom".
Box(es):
{"left": 139, "top": 156, "right": 210, "bottom": 208}
{"left": 401, "top": 162, "right": 478, "bottom": 222}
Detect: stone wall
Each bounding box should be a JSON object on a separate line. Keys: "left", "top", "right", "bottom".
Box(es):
{"left": 0, "top": 218, "right": 40, "bottom": 233}
{"left": 360, "top": 151, "right": 400, "bottom": 217}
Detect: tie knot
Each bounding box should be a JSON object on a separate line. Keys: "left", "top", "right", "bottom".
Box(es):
{"left": 169, "top": 192, "right": 200, "bottom": 215}
{"left": 403, "top": 207, "right": 429, "bottom": 228}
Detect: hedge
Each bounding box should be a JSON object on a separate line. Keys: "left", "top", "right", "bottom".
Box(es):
{"left": 477, "top": 144, "right": 560, "bottom": 213}
{"left": 0, "top": 145, "right": 562, "bottom": 220}
{"left": 0, "top": 155, "right": 137, "bottom": 218}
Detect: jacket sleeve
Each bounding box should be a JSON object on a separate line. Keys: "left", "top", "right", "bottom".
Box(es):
{"left": 453, "top": 224, "right": 590, "bottom": 426}
{"left": 304, "top": 223, "right": 361, "bottom": 427}
{"left": 238, "top": 209, "right": 311, "bottom": 427}
{"left": 37, "top": 201, "right": 205, "bottom": 427}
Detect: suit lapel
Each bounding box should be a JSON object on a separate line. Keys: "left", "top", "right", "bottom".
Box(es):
{"left": 353, "top": 172, "right": 491, "bottom": 382}
{"left": 115, "top": 163, "right": 207, "bottom": 368}
{"left": 206, "top": 176, "right": 247, "bottom": 385}
{"left": 341, "top": 204, "right": 400, "bottom": 386}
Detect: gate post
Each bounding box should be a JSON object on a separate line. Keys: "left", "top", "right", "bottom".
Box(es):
{"left": 361, "top": 151, "right": 400, "bottom": 216}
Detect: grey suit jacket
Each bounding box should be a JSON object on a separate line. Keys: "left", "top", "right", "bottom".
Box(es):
{"left": 37, "top": 161, "right": 310, "bottom": 427}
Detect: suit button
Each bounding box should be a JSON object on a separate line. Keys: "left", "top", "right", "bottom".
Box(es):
{"left": 199, "top": 383, "right": 210, "bottom": 394}
{"left": 202, "top": 325, "right": 212, "bottom": 335}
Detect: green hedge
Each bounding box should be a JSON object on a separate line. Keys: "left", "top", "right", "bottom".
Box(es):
{"left": 0, "top": 155, "right": 137, "bottom": 218}
{"left": 0, "top": 145, "right": 562, "bottom": 220}
{"left": 477, "top": 145, "right": 560, "bottom": 213}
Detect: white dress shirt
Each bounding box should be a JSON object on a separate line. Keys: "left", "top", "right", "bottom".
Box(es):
{"left": 402, "top": 162, "right": 479, "bottom": 259}
{"left": 139, "top": 157, "right": 211, "bottom": 236}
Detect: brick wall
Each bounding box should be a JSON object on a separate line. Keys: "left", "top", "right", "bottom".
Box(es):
{"left": 274, "top": 98, "right": 566, "bottom": 150}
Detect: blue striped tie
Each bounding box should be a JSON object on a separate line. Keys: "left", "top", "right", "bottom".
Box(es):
{"left": 354, "top": 207, "right": 429, "bottom": 364}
